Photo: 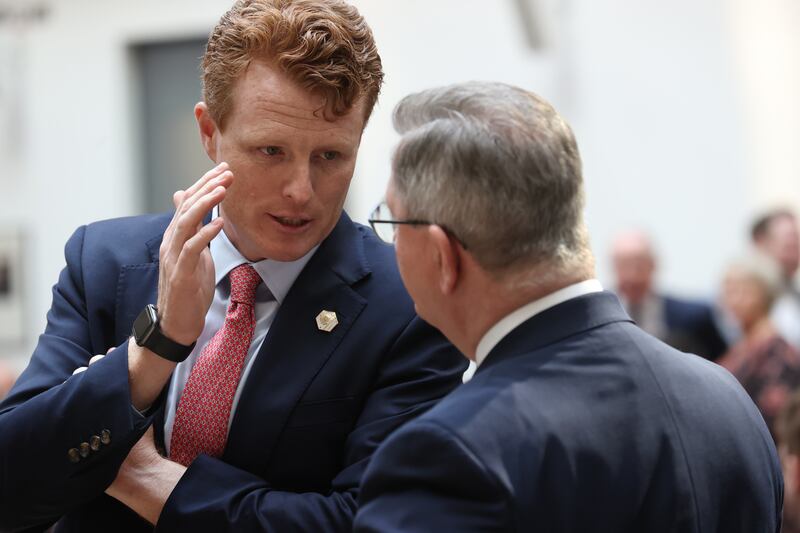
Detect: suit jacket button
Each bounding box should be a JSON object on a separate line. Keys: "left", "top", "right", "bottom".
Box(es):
{"left": 101, "top": 429, "right": 111, "bottom": 445}
{"left": 90, "top": 435, "right": 101, "bottom": 451}
{"left": 79, "top": 442, "right": 90, "bottom": 458}
{"left": 67, "top": 448, "right": 81, "bottom": 463}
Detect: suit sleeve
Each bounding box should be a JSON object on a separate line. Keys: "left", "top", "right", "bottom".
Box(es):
{"left": 0, "top": 227, "right": 156, "bottom": 532}
{"left": 354, "top": 419, "right": 512, "bottom": 532}
{"left": 156, "top": 316, "right": 467, "bottom": 532}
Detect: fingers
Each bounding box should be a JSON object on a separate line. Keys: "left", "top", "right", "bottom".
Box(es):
{"left": 165, "top": 162, "right": 230, "bottom": 240}
{"left": 165, "top": 171, "right": 231, "bottom": 255}
{"left": 169, "top": 184, "right": 228, "bottom": 256}
{"left": 179, "top": 171, "right": 233, "bottom": 215}
{"left": 182, "top": 162, "right": 229, "bottom": 201}
{"left": 172, "top": 190, "right": 185, "bottom": 209}
{"left": 153, "top": 164, "right": 232, "bottom": 347}
{"left": 176, "top": 217, "right": 226, "bottom": 272}
{"left": 71, "top": 350, "right": 110, "bottom": 376}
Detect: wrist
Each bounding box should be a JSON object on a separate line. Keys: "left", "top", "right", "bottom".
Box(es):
{"left": 128, "top": 341, "right": 176, "bottom": 411}
{"left": 132, "top": 305, "right": 196, "bottom": 362}
{"left": 157, "top": 316, "right": 198, "bottom": 347}
{"left": 107, "top": 448, "right": 183, "bottom": 526}
{"left": 108, "top": 451, "right": 154, "bottom": 502}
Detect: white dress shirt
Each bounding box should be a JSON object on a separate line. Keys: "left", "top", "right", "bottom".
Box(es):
{"left": 163, "top": 212, "right": 318, "bottom": 454}
{"left": 472, "top": 279, "right": 604, "bottom": 371}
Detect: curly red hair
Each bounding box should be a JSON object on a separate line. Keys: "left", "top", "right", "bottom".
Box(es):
{"left": 203, "top": 0, "right": 384, "bottom": 127}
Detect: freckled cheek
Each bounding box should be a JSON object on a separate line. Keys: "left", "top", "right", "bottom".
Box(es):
{"left": 227, "top": 166, "right": 272, "bottom": 203}
{"left": 319, "top": 169, "right": 354, "bottom": 204}
{"left": 221, "top": 181, "right": 260, "bottom": 225}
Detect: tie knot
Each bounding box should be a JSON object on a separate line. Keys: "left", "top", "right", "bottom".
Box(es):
{"left": 229, "top": 264, "right": 261, "bottom": 306}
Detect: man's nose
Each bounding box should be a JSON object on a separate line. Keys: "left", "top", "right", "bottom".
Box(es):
{"left": 282, "top": 161, "right": 314, "bottom": 204}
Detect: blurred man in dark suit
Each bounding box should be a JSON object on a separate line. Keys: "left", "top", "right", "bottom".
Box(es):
{"left": 611, "top": 229, "right": 727, "bottom": 360}
{"left": 355, "top": 81, "right": 783, "bottom": 532}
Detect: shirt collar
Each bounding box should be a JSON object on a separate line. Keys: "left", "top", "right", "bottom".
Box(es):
{"left": 209, "top": 207, "right": 318, "bottom": 303}
{"left": 474, "top": 279, "right": 604, "bottom": 367}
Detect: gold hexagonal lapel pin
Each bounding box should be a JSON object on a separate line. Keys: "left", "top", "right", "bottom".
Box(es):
{"left": 316, "top": 310, "right": 338, "bottom": 333}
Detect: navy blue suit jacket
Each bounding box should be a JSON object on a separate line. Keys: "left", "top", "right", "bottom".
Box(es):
{"left": 0, "top": 212, "right": 466, "bottom": 532}
{"left": 355, "top": 292, "right": 783, "bottom": 532}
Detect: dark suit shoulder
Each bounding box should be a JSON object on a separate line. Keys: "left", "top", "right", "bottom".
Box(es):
{"left": 353, "top": 223, "right": 401, "bottom": 278}
{"left": 80, "top": 212, "right": 171, "bottom": 264}
{"left": 405, "top": 320, "right": 780, "bottom": 531}
{"left": 356, "top": 414, "right": 515, "bottom": 531}
{"left": 427, "top": 320, "right": 753, "bottom": 439}
{"left": 84, "top": 212, "right": 172, "bottom": 233}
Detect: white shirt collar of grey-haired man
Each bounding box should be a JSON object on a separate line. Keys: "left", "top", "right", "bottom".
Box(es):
{"left": 355, "top": 81, "right": 783, "bottom": 532}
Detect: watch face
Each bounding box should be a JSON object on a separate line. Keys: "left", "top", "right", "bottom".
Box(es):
{"left": 133, "top": 305, "right": 157, "bottom": 345}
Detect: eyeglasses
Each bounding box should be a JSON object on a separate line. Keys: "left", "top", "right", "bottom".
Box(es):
{"left": 367, "top": 201, "right": 466, "bottom": 248}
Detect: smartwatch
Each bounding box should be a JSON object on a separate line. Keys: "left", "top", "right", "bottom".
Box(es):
{"left": 132, "top": 304, "right": 196, "bottom": 362}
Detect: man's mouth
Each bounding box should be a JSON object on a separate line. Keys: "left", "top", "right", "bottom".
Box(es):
{"left": 270, "top": 214, "right": 312, "bottom": 229}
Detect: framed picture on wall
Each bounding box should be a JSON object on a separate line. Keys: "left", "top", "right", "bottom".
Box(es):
{"left": 0, "top": 229, "right": 24, "bottom": 345}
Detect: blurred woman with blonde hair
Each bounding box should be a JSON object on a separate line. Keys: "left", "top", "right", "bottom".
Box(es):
{"left": 718, "top": 252, "right": 800, "bottom": 436}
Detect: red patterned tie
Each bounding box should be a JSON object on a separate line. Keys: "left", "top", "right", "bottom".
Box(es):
{"left": 170, "top": 264, "right": 261, "bottom": 466}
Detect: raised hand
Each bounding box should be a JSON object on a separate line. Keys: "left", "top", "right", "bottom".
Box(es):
{"left": 156, "top": 162, "right": 233, "bottom": 346}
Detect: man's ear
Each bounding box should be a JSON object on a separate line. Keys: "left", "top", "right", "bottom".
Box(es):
{"left": 429, "top": 225, "right": 461, "bottom": 295}
{"left": 195, "top": 102, "right": 219, "bottom": 162}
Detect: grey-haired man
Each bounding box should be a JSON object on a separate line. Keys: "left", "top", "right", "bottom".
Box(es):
{"left": 355, "top": 81, "right": 783, "bottom": 532}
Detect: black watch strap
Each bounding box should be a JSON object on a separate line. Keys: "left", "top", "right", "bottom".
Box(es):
{"left": 132, "top": 304, "right": 196, "bottom": 363}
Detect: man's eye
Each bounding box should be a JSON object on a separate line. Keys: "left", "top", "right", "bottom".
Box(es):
{"left": 261, "top": 146, "right": 282, "bottom": 156}
{"left": 321, "top": 151, "right": 339, "bottom": 161}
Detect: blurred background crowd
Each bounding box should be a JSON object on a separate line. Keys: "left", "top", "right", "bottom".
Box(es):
{"left": 0, "top": 0, "right": 798, "bottom": 527}
{"left": 613, "top": 209, "right": 800, "bottom": 530}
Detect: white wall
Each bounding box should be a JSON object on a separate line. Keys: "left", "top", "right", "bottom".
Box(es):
{"left": 347, "top": 0, "right": 559, "bottom": 220}
{"left": 568, "top": 0, "right": 751, "bottom": 296}
{"left": 4, "top": 0, "right": 235, "bottom": 368}
{"left": 1, "top": 0, "right": 798, "bottom": 369}
{"left": 728, "top": 0, "right": 800, "bottom": 212}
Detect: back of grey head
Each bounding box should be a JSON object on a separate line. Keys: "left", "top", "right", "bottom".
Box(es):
{"left": 391, "top": 81, "right": 592, "bottom": 281}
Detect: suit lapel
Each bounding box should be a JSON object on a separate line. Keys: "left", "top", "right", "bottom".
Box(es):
{"left": 223, "top": 213, "right": 370, "bottom": 473}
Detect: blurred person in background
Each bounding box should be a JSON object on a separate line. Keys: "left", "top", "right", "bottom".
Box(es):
{"left": 0, "top": 361, "right": 15, "bottom": 400}
{"left": 777, "top": 390, "right": 800, "bottom": 533}
{"left": 718, "top": 253, "right": 800, "bottom": 437}
{"left": 611, "top": 229, "right": 727, "bottom": 360}
{"left": 0, "top": 1, "right": 465, "bottom": 531}
{"left": 752, "top": 209, "right": 800, "bottom": 350}
{"left": 354, "top": 81, "right": 782, "bottom": 532}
